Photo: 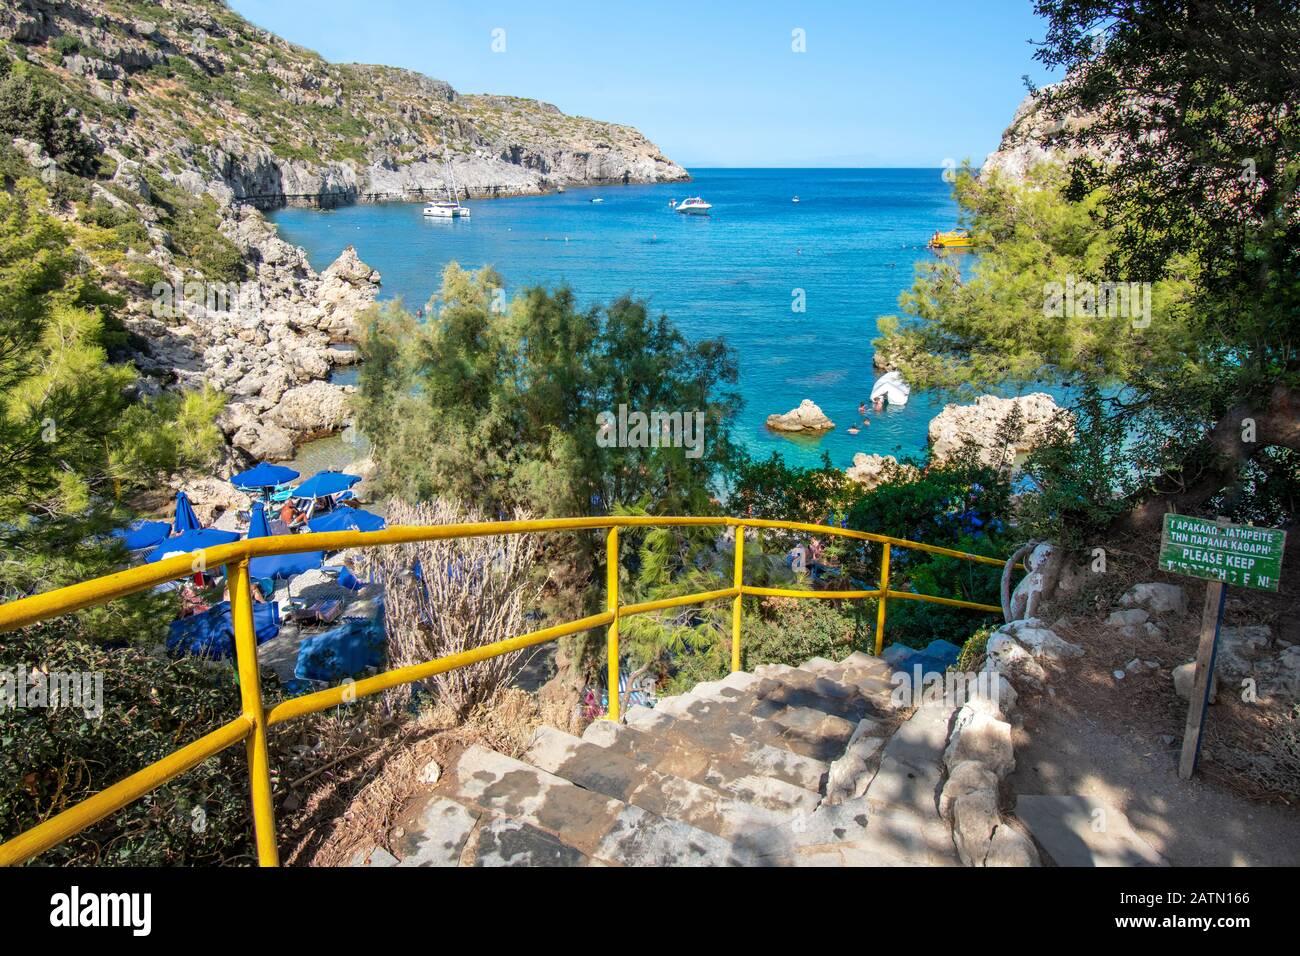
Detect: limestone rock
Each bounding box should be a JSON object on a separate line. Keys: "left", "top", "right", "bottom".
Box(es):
{"left": 1172, "top": 661, "right": 1217, "bottom": 703}
{"left": 766, "top": 399, "right": 834, "bottom": 433}
{"left": 233, "top": 421, "right": 296, "bottom": 461}
{"left": 951, "top": 789, "right": 1001, "bottom": 867}
{"left": 939, "top": 760, "right": 1000, "bottom": 820}
{"left": 981, "top": 83, "right": 1117, "bottom": 183}
{"left": 984, "top": 634, "right": 1048, "bottom": 687}
{"left": 1010, "top": 626, "right": 1083, "bottom": 661}
{"left": 271, "top": 381, "right": 354, "bottom": 437}
{"left": 1217, "top": 626, "right": 1272, "bottom": 678}
{"left": 928, "top": 393, "right": 1067, "bottom": 468}
{"left": 1119, "top": 583, "right": 1188, "bottom": 615}
{"left": 844, "top": 453, "right": 918, "bottom": 490}
{"left": 984, "top": 822, "right": 1041, "bottom": 867}
{"left": 1107, "top": 608, "right": 1149, "bottom": 628}
{"left": 944, "top": 708, "right": 1015, "bottom": 778}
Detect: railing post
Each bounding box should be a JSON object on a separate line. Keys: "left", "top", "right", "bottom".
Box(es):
{"left": 605, "top": 527, "right": 620, "bottom": 722}
{"left": 874, "top": 543, "right": 891, "bottom": 656}
{"left": 230, "top": 558, "right": 280, "bottom": 866}
{"left": 731, "top": 524, "right": 745, "bottom": 672}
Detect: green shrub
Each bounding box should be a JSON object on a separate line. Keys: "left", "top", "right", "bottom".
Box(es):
{"left": 0, "top": 623, "right": 254, "bottom": 866}
{"left": 0, "top": 64, "right": 98, "bottom": 175}
{"left": 663, "top": 597, "right": 869, "bottom": 694}
{"left": 845, "top": 452, "right": 1012, "bottom": 649}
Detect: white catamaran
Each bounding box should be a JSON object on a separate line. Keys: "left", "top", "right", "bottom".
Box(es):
{"left": 423, "top": 167, "right": 471, "bottom": 218}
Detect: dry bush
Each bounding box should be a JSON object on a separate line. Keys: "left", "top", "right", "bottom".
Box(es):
{"left": 356, "top": 499, "right": 545, "bottom": 717}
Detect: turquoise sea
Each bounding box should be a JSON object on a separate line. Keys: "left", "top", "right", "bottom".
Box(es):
{"left": 271, "top": 168, "right": 969, "bottom": 469}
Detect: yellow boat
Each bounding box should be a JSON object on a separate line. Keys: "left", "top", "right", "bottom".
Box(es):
{"left": 928, "top": 228, "right": 973, "bottom": 250}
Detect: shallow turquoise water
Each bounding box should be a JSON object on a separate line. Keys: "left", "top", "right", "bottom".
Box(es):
{"left": 271, "top": 168, "right": 971, "bottom": 469}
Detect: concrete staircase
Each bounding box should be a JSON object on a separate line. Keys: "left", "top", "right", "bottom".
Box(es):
{"left": 355, "top": 652, "right": 963, "bottom": 867}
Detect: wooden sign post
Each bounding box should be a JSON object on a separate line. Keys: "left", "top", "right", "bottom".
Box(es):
{"left": 1157, "top": 514, "right": 1287, "bottom": 779}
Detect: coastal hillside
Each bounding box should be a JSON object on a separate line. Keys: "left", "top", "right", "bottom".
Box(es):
{"left": 981, "top": 83, "right": 1111, "bottom": 181}
{"left": 0, "top": 0, "right": 689, "bottom": 463}
{"left": 1, "top": 0, "right": 688, "bottom": 205}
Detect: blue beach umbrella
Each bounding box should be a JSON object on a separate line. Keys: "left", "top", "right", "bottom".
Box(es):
{"left": 290, "top": 471, "right": 361, "bottom": 500}
{"left": 172, "top": 491, "right": 202, "bottom": 534}
{"left": 247, "top": 500, "right": 273, "bottom": 538}
{"left": 231, "top": 462, "right": 300, "bottom": 492}
{"left": 306, "top": 507, "right": 386, "bottom": 534}
{"left": 146, "top": 527, "right": 240, "bottom": 563}
{"left": 246, "top": 501, "right": 324, "bottom": 580}
{"left": 112, "top": 519, "right": 171, "bottom": 551}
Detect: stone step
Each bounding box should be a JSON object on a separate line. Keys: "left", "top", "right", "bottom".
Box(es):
{"left": 864, "top": 700, "right": 956, "bottom": 818}
{"left": 820, "top": 653, "right": 905, "bottom": 715}
{"left": 461, "top": 815, "right": 601, "bottom": 866}
{"left": 749, "top": 663, "right": 881, "bottom": 720}
{"left": 523, "top": 726, "right": 789, "bottom": 840}
{"left": 585, "top": 712, "right": 828, "bottom": 802}
{"left": 792, "top": 804, "right": 961, "bottom": 867}
{"left": 1014, "top": 795, "right": 1169, "bottom": 867}
{"left": 393, "top": 794, "right": 480, "bottom": 866}
{"left": 391, "top": 792, "right": 601, "bottom": 867}
{"left": 654, "top": 691, "right": 853, "bottom": 762}
{"left": 442, "top": 744, "right": 749, "bottom": 866}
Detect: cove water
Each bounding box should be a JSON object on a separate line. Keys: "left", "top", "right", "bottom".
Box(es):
{"left": 271, "top": 168, "right": 967, "bottom": 470}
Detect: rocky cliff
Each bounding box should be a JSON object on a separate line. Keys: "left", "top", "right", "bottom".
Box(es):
{"left": 1, "top": 0, "right": 688, "bottom": 207}
{"left": 0, "top": 0, "right": 689, "bottom": 463}
{"left": 981, "top": 83, "right": 1112, "bottom": 182}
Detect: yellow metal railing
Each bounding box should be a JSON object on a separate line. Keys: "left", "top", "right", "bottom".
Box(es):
{"left": 0, "top": 515, "right": 1013, "bottom": 867}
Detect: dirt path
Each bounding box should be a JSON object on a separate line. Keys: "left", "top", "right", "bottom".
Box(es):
{"left": 1007, "top": 649, "right": 1300, "bottom": 866}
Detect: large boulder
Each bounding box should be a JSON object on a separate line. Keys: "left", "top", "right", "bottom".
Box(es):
{"left": 845, "top": 453, "right": 919, "bottom": 490}
{"left": 232, "top": 420, "right": 296, "bottom": 461}
{"left": 315, "top": 245, "right": 382, "bottom": 337}
{"left": 928, "top": 393, "right": 1067, "bottom": 468}
{"left": 765, "top": 399, "right": 834, "bottom": 433}
{"left": 271, "top": 381, "right": 353, "bottom": 437}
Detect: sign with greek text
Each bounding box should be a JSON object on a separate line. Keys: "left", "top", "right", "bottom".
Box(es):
{"left": 1159, "top": 514, "right": 1286, "bottom": 592}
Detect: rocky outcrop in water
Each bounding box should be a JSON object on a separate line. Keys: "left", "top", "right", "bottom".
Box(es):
{"left": 766, "top": 400, "right": 835, "bottom": 433}
{"left": 844, "top": 453, "right": 919, "bottom": 491}
{"left": 928, "top": 393, "right": 1068, "bottom": 468}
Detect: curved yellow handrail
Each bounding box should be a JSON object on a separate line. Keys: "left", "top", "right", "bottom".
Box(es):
{"left": 0, "top": 515, "right": 1016, "bottom": 867}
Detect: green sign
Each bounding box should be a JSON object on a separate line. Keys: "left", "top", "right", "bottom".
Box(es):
{"left": 1159, "top": 514, "right": 1287, "bottom": 592}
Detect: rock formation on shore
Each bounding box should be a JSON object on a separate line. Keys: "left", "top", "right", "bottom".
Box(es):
{"left": 844, "top": 453, "right": 919, "bottom": 491}
{"left": 981, "top": 83, "right": 1115, "bottom": 182}
{"left": 928, "top": 393, "right": 1068, "bottom": 468}
{"left": 1, "top": 1, "right": 688, "bottom": 210}
{"left": 766, "top": 400, "right": 835, "bottom": 433}
{"left": 2, "top": 0, "right": 689, "bottom": 465}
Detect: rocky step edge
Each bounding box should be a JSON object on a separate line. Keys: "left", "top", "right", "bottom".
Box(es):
{"left": 948, "top": 617, "right": 1170, "bottom": 867}
{"left": 350, "top": 653, "right": 955, "bottom": 866}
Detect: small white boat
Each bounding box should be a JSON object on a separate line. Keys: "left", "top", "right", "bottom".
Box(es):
{"left": 676, "top": 196, "right": 711, "bottom": 215}
{"left": 870, "top": 370, "right": 911, "bottom": 407}
{"left": 423, "top": 199, "right": 469, "bottom": 218}
{"left": 590, "top": 197, "right": 604, "bottom": 204}
{"left": 792, "top": 196, "right": 801, "bottom": 203}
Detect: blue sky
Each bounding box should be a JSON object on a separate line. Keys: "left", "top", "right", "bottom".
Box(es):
{"left": 229, "top": 0, "right": 1060, "bottom": 167}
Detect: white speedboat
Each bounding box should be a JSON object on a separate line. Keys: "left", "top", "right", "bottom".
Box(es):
{"left": 590, "top": 197, "right": 604, "bottom": 204}
{"left": 870, "top": 370, "right": 911, "bottom": 407}
{"left": 792, "top": 196, "right": 801, "bottom": 203}
{"left": 423, "top": 199, "right": 470, "bottom": 218}
{"left": 675, "top": 196, "right": 712, "bottom": 215}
